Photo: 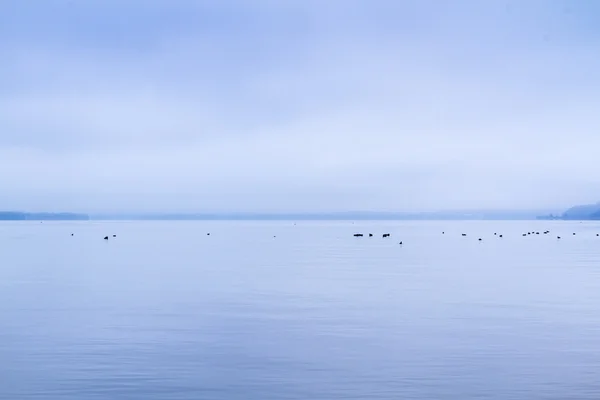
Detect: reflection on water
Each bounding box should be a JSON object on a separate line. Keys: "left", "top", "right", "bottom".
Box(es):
{"left": 1, "top": 220, "right": 600, "bottom": 399}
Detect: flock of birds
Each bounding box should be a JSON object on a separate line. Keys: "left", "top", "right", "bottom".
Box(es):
{"left": 71, "top": 233, "right": 117, "bottom": 240}
{"left": 353, "top": 232, "right": 401, "bottom": 244}
{"left": 72, "top": 227, "right": 600, "bottom": 244}
{"left": 352, "top": 230, "right": 600, "bottom": 245}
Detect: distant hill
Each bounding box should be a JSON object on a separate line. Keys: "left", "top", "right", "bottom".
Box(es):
{"left": 561, "top": 202, "right": 600, "bottom": 220}
{"left": 0, "top": 212, "right": 89, "bottom": 220}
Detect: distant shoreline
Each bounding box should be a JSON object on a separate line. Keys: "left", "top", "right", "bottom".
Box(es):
{"left": 0, "top": 212, "right": 90, "bottom": 221}
{"left": 0, "top": 211, "right": 568, "bottom": 221}
{"left": 4, "top": 209, "right": 598, "bottom": 221}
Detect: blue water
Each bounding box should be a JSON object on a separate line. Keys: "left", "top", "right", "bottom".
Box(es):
{"left": 2, "top": 220, "right": 600, "bottom": 399}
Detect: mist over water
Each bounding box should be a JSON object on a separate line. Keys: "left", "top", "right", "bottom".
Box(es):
{"left": 2, "top": 220, "right": 600, "bottom": 399}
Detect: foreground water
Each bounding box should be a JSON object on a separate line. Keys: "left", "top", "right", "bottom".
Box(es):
{"left": 1, "top": 220, "right": 600, "bottom": 399}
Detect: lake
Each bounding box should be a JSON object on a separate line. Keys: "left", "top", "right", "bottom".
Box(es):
{"left": 1, "top": 220, "right": 600, "bottom": 399}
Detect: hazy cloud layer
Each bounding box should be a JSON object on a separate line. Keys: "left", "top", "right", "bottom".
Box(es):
{"left": 2, "top": 0, "right": 600, "bottom": 212}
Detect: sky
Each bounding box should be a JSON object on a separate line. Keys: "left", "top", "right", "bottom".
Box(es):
{"left": 2, "top": 0, "right": 600, "bottom": 213}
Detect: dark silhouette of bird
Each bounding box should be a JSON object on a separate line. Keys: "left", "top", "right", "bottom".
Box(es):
{"left": 104, "top": 236, "right": 109, "bottom": 240}
{"left": 353, "top": 234, "right": 363, "bottom": 237}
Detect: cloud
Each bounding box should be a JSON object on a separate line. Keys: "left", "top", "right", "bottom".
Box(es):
{"left": 1, "top": 0, "right": 600, "bottom": 212}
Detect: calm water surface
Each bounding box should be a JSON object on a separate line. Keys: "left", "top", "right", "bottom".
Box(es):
{"left": 2, "top": 220, "right": 600, "bottom": 399}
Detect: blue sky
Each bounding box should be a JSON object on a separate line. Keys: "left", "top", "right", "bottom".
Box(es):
{"left": 1, "top": 0, "right": 600, "bottom": 213}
